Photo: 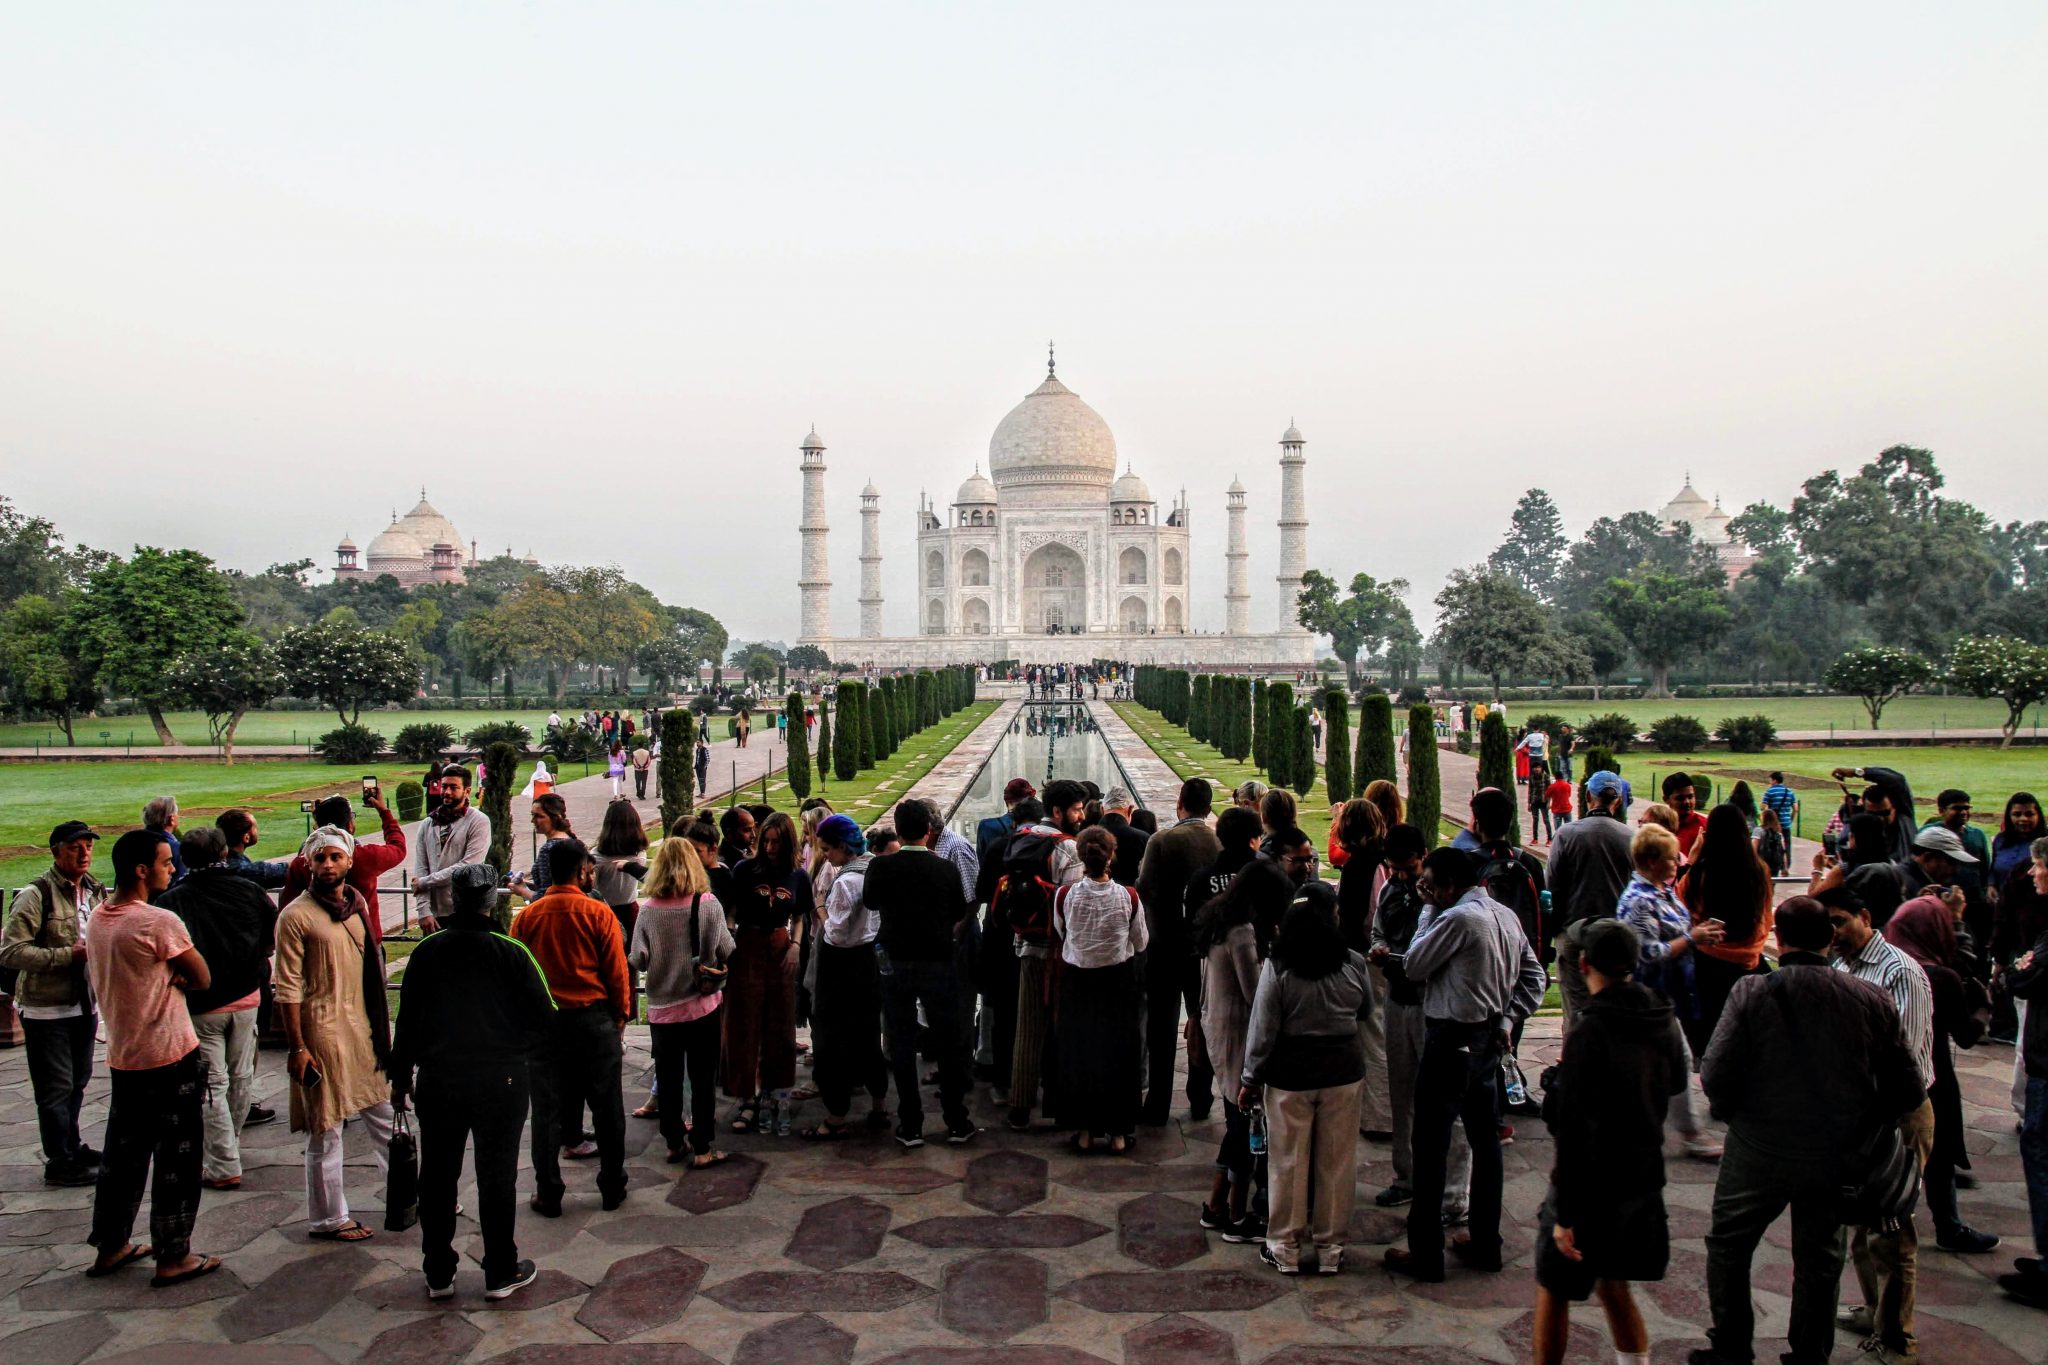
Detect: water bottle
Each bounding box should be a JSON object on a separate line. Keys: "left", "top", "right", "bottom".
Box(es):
{"left": 773, "top": 1091, "right": 793, "bottom": 1137}
{"left": 1247, "top": 1104, "right": 1267, "bottom": 1157}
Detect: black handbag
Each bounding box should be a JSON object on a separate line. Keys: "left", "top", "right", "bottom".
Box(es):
{"left": 1768, "top": 984, "right": 1920, "bottom": 1232}
{"left": 385, "top": 1108, "right": 420, "bottom": 1232}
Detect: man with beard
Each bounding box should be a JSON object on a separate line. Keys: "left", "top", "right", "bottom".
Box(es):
{"left": 390, "top": 863, "right": 554, "bottom": 1301}
{"left": 411, "top": 765, "right": 491, "bottom": 933}
{"left": 275, "top": 827, "right": 395, "bottom": 1242}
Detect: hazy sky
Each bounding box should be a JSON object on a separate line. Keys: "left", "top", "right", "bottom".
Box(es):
{"left": 5, "top": 3, "right": 2044, "bottom": 642}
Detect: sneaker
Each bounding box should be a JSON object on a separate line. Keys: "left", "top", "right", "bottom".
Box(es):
{"left": 43, "top": 1162, "right": 98, "bottom": 1188}
{"left": 946, "top": 1120, "right": 980, "bottom": 1145}
{"left": 1198, "top": 1203, "right": 1230, "bottom": 1231}
{"left": 1936, "top": 1224, "right": 2001, "bottom": 1254}
{"left": 1855, "top": 1335, "right": 1918, "bottom": 1363}
{"left": 1373, "top": 1184, "right": 1413, "bottom": 1208}
{"left": 426, "top": 1277, "right": 455, "bottom": 1301}
{"left": 244, "top": 1104, "right": 278, "bottom": 1128}
{"left": 1220, "top": 1214, "right": 1266, "bottom": 1244}
{"left": 1682, "top": 1136, "right": 1724, "bottom": 1161}
{"left": 562, "top": 1139, "right": 599, "bottom": 1159}
{"left": 484, "top": 1259, "right": 539, "bottom": 1301}
{"left": 1315, "top": 1248, "right": 1343, "bottom": 1275}
{"left": 1838, "top": 1305, "right": 1875, "bottom": 1336}
{"left": 895, "top": 1127, "right": 926, "bottom": 1150}
{"left": 1258, "top": 1243, "right": 1300, "bottom": 1276}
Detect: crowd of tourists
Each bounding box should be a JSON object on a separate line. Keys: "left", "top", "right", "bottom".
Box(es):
{"left": 4, "top": 733, "right": 2046, "bottom": 1361}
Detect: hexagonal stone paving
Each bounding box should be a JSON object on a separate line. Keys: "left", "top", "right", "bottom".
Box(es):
{"left": 665, "top": 1152, "right": 766, "bottom": 1213}
{"left": 785, "top": 1194, "right": 892, "bottom": 1269}
{"left": 964, "top": 1150, "right": 1048, "bottom": 1214}
{"left": 941, "top": 1250, "right": 1049, "bottom": 1342}
{"left": 894, "top": 1213, "right": 1109, "bottom": 1249}
{"left": 704, "top": 1269, "right": 934, "bottom": 1313}
{"left": 1058, "top": 1270, "right": 1291, "bottom": 1314}
{"left": 576, "top": 1246, "right": 706, "bottom": 1341}
{"left": 734, "top": 1311, "right": 859, "bottom": 1365}
{"left": 1125, "top": 1314, "right": 1238, "bottom": 1365}
{"left": 1116, "top": 1192, "right": 1208, "bottom": 1269}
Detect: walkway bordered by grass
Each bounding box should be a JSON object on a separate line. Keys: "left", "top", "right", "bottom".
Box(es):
{"left": 746, "top": 702, "right": 1001, "bottom": 823}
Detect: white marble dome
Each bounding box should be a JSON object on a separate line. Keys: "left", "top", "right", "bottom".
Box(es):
{"left": 393, "top": 496, "right": 463, "bottom": 553}
{"left": 955, "top": 469, "right": 997, "bottom": 505}
{"left": 988, "top": 374, "right": 1118, "bottom": 505}
{"left": 1110, "top": 468, "right": 1152, "bottom": 503}
{"left": 365, "top": 524, "right": 428, "bottom": 564}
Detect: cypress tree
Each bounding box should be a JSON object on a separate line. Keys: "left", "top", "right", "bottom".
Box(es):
{"left": 1230, "top": 677, "right": 1252, "bottom": 761}
{"left": 1245, "top": 679, "right": 1261, "bottom": 773}
{"left": 1356, "top": 692, "right": 1396, "bottom": 790}
{"left": 1478, "top": 710, "right": 1515, "bottom": 795}
{"left": 783, "top": 692, "right": 810, "bottom": 801}
{"left": 1322, "top": 687, "right": 1352, "bottom": 804}
{"left": 1291, "top": 704, "right": 1316, "bottom": 798}
{"left": 896, "top": 673, "right": 914, "bottom": 740}
{"left": 1265, "top": 681, "right": 1295, "bottom": 787}
{"left": 833, "top": 681, "right": 860, "bottom": 781}
{"left": 1406, "top": 704, "right": 1441, "bottom": 848}
{"left": 659, "top": 709, "right": 698, "bottom": 833}
{"left": 481, "top": 741, "right": 520, "bottom": 881}
{"left": 1189, "top": 674, "right": 1209, "bottom": 742}
{"left": 816, "top": 696, "right": 832, "bottom": 782}
{"left": 860, "top": 686, "right": 878, "bottom": 769}
{"left": 917, "top": 671, "right": 937, "bottom": 729}
{"left": 876, "top": 677, "right": 897, "bottom": 758}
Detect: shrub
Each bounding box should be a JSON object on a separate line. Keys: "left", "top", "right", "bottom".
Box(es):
{"left": 1455, "top": 729, "right": 1473, "bottom": 754}
{"left": 393, "top": 779, "right": 425, "bottom": 822}
{"left": 1578, "top": 712, "right": 1640, "bottom": 754}
{"left": 393, "top": 721, "right": 458, "bottom": 763}
{"left": 542, "top": 722, "right": 605, "bottom": 763}
{"left": 1354, "top": 693, "right": 1396, "bottom": 790}
{"left": 315, "top": 722, "right": 385, "bottom": 764}
{"left": 1396, "top": 684, "right": 1428, "bottom": 705}
{"left": 1406, "top": 705, "right": 1441, "bottom": 849}
{"left": 462, "top": 719, "right": 532, "bottom": 753}
{"left": 1647, "top": 714, "right": 1709, "bottom": 753}
{"left": 1715, "top": 714, "right": 1778, "bottom": 753}
{"left": 1522, "top": 712, "right": 1568, "bottom": 739}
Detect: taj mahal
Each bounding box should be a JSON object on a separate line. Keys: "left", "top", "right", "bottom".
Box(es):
{"left": 797, "top": 352, "right": 1318, "bottom": 669}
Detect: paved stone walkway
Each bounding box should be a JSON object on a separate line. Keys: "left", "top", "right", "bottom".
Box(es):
{"left": 1, "top": 1021, "right": 2041, "bottom": 1362}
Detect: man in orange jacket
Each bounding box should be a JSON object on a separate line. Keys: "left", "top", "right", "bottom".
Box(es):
{"left": 510, "top": 838, "right": 632, "bottom": 1217}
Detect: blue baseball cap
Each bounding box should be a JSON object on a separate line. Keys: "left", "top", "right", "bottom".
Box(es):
{"left": 1584, "top": 771, "right": 1625, "bottom": 798}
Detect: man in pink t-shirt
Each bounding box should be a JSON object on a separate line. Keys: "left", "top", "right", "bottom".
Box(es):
{"left": 81, "top": 830, "right": 222, "bottom": 1288}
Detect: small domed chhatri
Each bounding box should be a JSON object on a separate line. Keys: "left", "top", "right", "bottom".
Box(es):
{"left": 335, "top": 491, "right": 485, "bottom": 586}
{"left": 793, "top": 352, "right": 1318, "bottom": 668}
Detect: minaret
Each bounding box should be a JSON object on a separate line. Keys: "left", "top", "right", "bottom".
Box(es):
{"left": 1225, "top": 477, "right": 1250, "bottom": 634}
{"left": 859, "top": 480, "right": 883, "bottom": 639}
{"left": 1275, "top": 422, "right": 1309, "bottom": 631}
{"left": 798, "top": 427, "right": 831, "bottom": 645}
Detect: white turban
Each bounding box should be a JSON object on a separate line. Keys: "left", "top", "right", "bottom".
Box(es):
{"left": 300, "top": 825, "right": 356, "bottom": 861}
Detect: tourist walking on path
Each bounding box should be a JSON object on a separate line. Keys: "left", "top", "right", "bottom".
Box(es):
{"left": 631, "top": 744, "right": 652, "bottom": 799}
{"left": 276, "top": 826, "right": 395, "bottom": 1242}
{"left": 1532, "top": 917, "right": 1687, "bottom": 1365}
{"left": 82, "top": 830, "right": 219, "bottom": 1286}
{"left": 281, "top": 792, "right": 406, "bottom": 941}
{"left": 1882, "top": 894, "right": 2001, "bottom": 1254}
{"left": 1549, "top": 771, "right": 1634, "bottom": 1029}
{"left": 1368, "top": 822, "right": 1470, "bottom": 1222}
{"left": 1691, "top": 895, "right": 1925, "bottom": 1365}
{"left": 158, "top": 828, "right": 276, "bottom": 1191}
{"left": 1762, "top": 773, "right": 1799, "bottom": 840}
{"left": 804, "top": 816, "right": 889, "bottom": 1139}
{"left": 1674, "top": 805, "right": 1774, "bottom": 1055}
{"left": 695, "top": 729, "right": 711, "bottom": 795}
{"left": 389, "top": 863, "right": 554, "bottom": 1302}
{"left": 629, "top": 837, "right": 733, "bottom": 1166}
{"left": 1241, "top": 881, "right": 1371, "bottom": 1275}
{"left": 1192, "top": 808, "right": 1285, "bottom": 1241}
{"left": 513, "top": 837, "right": 632, "bottom": 1215}
{"left": 606, "top": 742, "right": 627, "bottom": 799}
{"left": 1823, "top": 882, "right": 1936, "bottom": 1362}
{"left": 413, "top": 764, "right": 491, "bottom": 932}
{"left": 1, "top": 820, "right": 106, "bottom": 1188}
{"left": 1054, "top": 828, "right": 1149, "bottom": 1153}
{"left": 1615, "top": 824, "right": 1725, "bottom": 1160}
{"left": 723, "top": 811, "right": 808, "bottom": 1133}
{"left": 1135, "top": 778, "right": 1223, "bottom": 1125}
{"left": 864, "top": 798, "right": 978, "bottom": 1147}
{"left": 1384, "top": 847, "right": 1545, "bottom": 1283}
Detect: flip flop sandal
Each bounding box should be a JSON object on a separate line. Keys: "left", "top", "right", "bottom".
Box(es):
{"left": 729, "top": 1104, "right": 761, "bottom": 1133}
{"left": 690, "top": 1150, "right": 732, "bottom": 1169}
{"left": 309, "top": 1220, "right": 375, "bottom": 1242}
{"left": 86, "top": 1244, "right": 153, "bottom": 1278}
{"left": 631, "top": 1103, "right": 659, "bottom": 1119}
{"left": 150, "top": 1255, "right": 223, "bottom": 1289}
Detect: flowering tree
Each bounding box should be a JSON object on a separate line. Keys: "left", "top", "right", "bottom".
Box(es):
{"left": 164, "top": 631, "right": 282, "bottom": 763}
{"left": 277, "top": 618, "right": 418, "bottom": 724}
{"left": 1946, "top": 635, "right": 2048, "bottom": 748}
{"left": 1824, "top": 646, "right": 1934, "bottom": 730}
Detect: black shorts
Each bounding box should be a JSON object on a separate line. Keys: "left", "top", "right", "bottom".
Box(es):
{"left": 1533, "top": 1188, "right": 1670, "bottom": 1301}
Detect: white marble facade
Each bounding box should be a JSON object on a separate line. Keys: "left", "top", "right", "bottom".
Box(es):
{"left": 799, "top": 356, "right": 1316, "bottom": 670}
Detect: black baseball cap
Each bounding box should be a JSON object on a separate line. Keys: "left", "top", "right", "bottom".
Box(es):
{"left": 49, "top": 821, "right": 98, "bottom": 848}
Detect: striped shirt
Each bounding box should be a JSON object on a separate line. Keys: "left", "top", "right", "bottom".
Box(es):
{"left": 931, "top": 827, "right": 981, "bottom": 904}
{"left": 1835, "top": 931, "right": 1934, "bottom": 1090}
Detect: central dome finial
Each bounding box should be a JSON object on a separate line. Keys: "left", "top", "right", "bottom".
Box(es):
{"left": 1047, "top": 339, "right": 1055, "bottom": 378}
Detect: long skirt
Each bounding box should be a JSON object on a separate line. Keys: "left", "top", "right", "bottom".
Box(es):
{"left": 721, "top": 927, "right": 797, "bottom": 1099}
{"left": 814, "top": 941, "right": 888, "bottom": 1118}
{"left": 1056, "top": 958, "right": 1142, "bottom": 1137}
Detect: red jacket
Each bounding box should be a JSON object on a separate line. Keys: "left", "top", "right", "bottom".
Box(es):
{"left": 511, "top": 888, "right": 632, "bottom": 1020}
{"left": 281, "top": 808, "right": 409, "bottom": 942}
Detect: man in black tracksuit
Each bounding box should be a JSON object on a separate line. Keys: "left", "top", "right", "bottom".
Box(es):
{"left": 388, "top": 865, "right": 555, "bottom": 1300}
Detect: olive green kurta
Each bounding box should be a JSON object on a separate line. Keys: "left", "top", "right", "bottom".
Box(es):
{"left": 272, "top": 894, "right": 387, "bottom": 1134}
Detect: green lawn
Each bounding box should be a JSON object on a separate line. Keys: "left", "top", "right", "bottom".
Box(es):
{"left": 0, "top": 758, "right": 550, "bottom": 892}
{"left": 1594, "top": 746, "right": 2046, "bottom": 839}
{"left": 1453, "top": 694, "right": 2039, "bottom": 736}
{"left": 727, "top": 702, "right": 1001, "bottom": 825}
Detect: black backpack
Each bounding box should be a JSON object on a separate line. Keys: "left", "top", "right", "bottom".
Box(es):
{"left": 1476, "top": 842, "right": 1545, "bottom": 961}
{"left": 991, "top": 828, "right": 1070, "bottom": 946}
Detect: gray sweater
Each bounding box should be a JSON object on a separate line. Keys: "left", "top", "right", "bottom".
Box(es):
{"left": 1241, "top": 950, "right": 1374, "bottom": 1092}
{"left": 629, "top": 893, "right": 735, "bottom": 1013}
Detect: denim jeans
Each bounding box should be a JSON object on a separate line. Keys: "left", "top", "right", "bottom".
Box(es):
{"left": 2024, "top": 1073, "right": 2048, "bottom": 1260}
{"left": 880, "top": 954, "right": 968, "bottom": 1135}
{"left": 22, "top": 1012, "right": 95, "bottom": 1167}
{"left": 1705, "top": 1127, "right": 1847, "bottom": 1364}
